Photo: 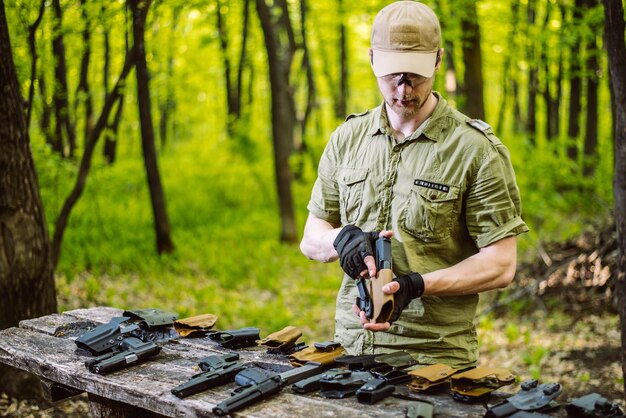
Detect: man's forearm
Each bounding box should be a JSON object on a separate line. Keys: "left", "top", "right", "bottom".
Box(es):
{"left": 300, "top": 214, "right": 341, "bottom": 262}
{"left": 421, "top": 236, "right": 518, "bottom": 296}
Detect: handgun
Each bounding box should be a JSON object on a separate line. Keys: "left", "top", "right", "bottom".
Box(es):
{"left": 84, "top": 336, "right": 161, "bottom": 375}
{"left": 212, "top": 362, "right": 324, "bottom": 416}
{"left": 171, "top": 353, "right": 246, "bottom": 398}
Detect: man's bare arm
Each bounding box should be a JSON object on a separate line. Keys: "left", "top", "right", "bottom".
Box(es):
{"left": 361, "top": 235, "right": 518, "bottom": 331}
{"left": 299, "top": 213, "right": 341, "bottom": 263}
{"left": 421, "top": 235, "right": 518, "bottom": 296}
{"left": 300, "top": 213, "right": 383, "bottom": 279}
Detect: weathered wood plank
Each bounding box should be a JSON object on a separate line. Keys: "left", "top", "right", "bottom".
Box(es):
{"left": 18, "top": 306, "right": 124, "bottom": 336}
{"left": 19, "top": 312, "right": 84, "bottom": 336}
{"left": 16, "top": 306, "right": 311, "bottom": 370}
{"left": 0, "top": 309, "right": 502, "bottom": 417}
{"left": 64, "top": 307, "right": 126, "bottom": 323}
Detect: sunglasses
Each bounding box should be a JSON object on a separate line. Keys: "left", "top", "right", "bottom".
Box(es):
{"left": 379, "top": 73, "right": 428, "bottom": 87}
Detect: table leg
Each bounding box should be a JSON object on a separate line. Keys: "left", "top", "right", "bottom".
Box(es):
{"left": 87, "top": 393, "right": 167, "bottom": 418}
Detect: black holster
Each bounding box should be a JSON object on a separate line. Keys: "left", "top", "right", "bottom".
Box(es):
{"left": 209, "top": 327, "right": 260, "bottom": 349}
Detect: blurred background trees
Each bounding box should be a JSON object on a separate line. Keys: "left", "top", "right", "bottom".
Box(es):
{"left": 4, "top": 0, "right": 618, "bottom": 255}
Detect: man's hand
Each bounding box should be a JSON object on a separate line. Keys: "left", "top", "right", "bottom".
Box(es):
{"left": 388, "top": 273, "right": 425, "bottom": 321}
{"left": 353, "top": 272, "right": 425, "bottom": 331}
{"left": 333, "top": 225, "right": 380, "bottom": 279}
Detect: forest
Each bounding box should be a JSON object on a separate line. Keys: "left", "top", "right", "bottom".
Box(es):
{"left": 1, "top": 0, "right": 626, "bottom": 415}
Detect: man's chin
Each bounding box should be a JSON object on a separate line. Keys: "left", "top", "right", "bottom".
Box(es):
{"left": 392, "top": 105, "right": 418, "bottom": 119}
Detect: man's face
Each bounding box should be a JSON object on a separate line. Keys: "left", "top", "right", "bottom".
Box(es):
{"left": 376, "top": 72, "right": 435, "bottom": 120}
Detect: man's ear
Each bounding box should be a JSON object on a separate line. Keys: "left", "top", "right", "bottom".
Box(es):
{"left": 435, "top": 48, "right": 444, "bottom": 69}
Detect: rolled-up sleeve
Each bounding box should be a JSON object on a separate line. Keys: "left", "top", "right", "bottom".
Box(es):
{"left": 307, "top": 133, "right": 341, "bottom": 226}
{"left": 465, "top": 142, "right": 528, "bottom": 248}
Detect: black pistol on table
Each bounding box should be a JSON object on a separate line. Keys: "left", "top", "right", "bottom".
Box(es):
{"left": 85, "top": 336, "right": 161, "bottom": 375}
{"left": 212, "top": 362, "right": 324, "bottom": 416}
{"left": 171, "top": 353, "right": 246, "bottom": 398}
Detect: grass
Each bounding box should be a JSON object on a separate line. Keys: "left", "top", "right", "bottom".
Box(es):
{"left": 36, "top": 135, "right": 342, "bottom": 342}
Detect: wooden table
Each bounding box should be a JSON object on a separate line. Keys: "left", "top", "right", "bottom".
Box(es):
{"left": 0, "top": 307, "right": 505, "bottom": 417}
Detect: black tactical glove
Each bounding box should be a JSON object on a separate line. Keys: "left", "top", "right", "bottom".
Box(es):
{"left": 333, "top": 225, "right": 380, "bottom": 279}
{"left": 389, "top": 272, "right": 425, "bottom": 323}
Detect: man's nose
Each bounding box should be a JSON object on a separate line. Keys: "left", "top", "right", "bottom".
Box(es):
{"left": 396, "top": 80, "right": 413, "bottom": 94}
{"left": 397, "top": 74, "right": 412, "bottom": 87}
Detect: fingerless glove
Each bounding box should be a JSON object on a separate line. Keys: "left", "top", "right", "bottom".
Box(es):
{"left": 390, "top": 272, "right": 425, "bottom": 323}
{"left": 333, "top": 225, "right": 379, "bottom": 279}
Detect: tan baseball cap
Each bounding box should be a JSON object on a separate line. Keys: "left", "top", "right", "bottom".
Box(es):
{"left": 370, "top": 1, "right": 441, "bottom": 78}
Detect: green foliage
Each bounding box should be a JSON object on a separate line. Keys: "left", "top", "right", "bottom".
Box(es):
{"left": 36, "top": 134, "right": 341, "bottom": 341}
{"left": 522, "top": 345, "right": 550, "bottom": 368}
{"left": 503, "top": 126, "right": 613, "bottom": 258}
{"left": 504, "top": 322, "right": 521, "bottom": 344}
{"left": 9, "top": 0, "right": 618, "bottom": 343}
{"left": 519, "top": 343, "right": 550, "bottom": 381}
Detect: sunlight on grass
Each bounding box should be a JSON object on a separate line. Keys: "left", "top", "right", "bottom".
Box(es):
{"left": 34, "top": 120, "right": 354, "bottom": 342}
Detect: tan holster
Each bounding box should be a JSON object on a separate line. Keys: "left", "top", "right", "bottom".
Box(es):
{"left": 408, "top": 363, "right": 458, "bottom": 392}
{"left": 256, "top": 326, "right": 302, "bottom": 349}
{"left": 174, "top": 313, "right": 218, "bottom": 337}
{"left": 450, "top": 367, "right": 516, "bottom": 397}
{"left": 288, "top": 342, "right": 345, "bottom": 367}
{"left": 369, "top": 269, "right": 394, "bottom": 323}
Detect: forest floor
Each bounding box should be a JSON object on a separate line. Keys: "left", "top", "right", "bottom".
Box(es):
{"left": 1, "top": 225, "right": 623, "bottom": 417}
{"left": 476, "top": 223, "right": 623, "bottom": 406}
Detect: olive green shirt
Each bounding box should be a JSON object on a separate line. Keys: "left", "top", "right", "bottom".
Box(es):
{"left": 307, "top": 93, "right": 528, "bottom": 369}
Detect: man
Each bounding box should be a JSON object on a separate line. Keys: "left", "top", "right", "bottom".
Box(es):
{"left": 299, "top": 0, "right": 528, "bottom": 369}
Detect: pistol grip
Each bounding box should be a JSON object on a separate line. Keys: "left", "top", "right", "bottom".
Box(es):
{"left": 368, "top": 269, "right": 394, "bottom": 323}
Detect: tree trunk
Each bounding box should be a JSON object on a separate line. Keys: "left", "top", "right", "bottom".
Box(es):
{"left": 553, "top": 29, "right": 563, "bottom": 141}
{"left": 235, "top": 0, "right": 250, "bottom": 119}
{"left": 51, "top": 0, "right": 76, "bottom": 157}
{"left": 526, "top": 0, "right": 537, "bottom": 144}
{"left": 76, "top": 0, "right": 94, "bottom": 145}
{"left": 335, "top": 0, "right": 347, "bottom": 119}
{"left": 214, "top": 0, "right": 250, "bottom": 138}
{"left": 460, "top": 0, "right": 485, "bottom": 120}
{"left": 129, "top": 0, "right": 174, "bottom": 254}
{"left": 37, "top": 72, "right": 54, "bottom": 146}
{"left": 255, "top": 0, "right": 298, "bottom": 243}
{"left": 290, "top": 0, "right": 318, "bottom": 181}
{"left": 541, "top": 1, "right": 559, "bottom": 141}
{"left": 602, "top": 0, "right": 626, "bottom": 402}
{"left": 104, "top": 96, "right": 125, "bottom": 165}
{"left": 496, "top": 0, "right": 519, "bottom": 134}
{"left": 103, "top": 9, "right": 127, "bottom": 164}
{"left": 0, "top": 0, "right": 57, "bottom": 396}
{"left": 0, "top": 0, "right": 56, "bottom": 332}
{"left": 583, "top": 0, "right": 600, "bottom": 177}
{"left": 568, "top": 0, "right": 584, "bottom": 164}
{"left": 25, "top": 0, "right": 46, "bottom": 128}
{"left": 216, "top": 0, "right": 235, "bottom": 134}
{"left": 103, "top": 24, "right": 116, "bottom": 164}
{"left": 298, "top": 0, "right": 316, "bottom": 142}
{"left": 159, "top": 6, "right": 180, "bottom": 149}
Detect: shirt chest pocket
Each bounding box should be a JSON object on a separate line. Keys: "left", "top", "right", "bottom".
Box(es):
{"left": 401, "top": 182, "right": 460, "bottom": 242}
{"left": 337, "top": 168, "right": 368, "bottom": 225}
